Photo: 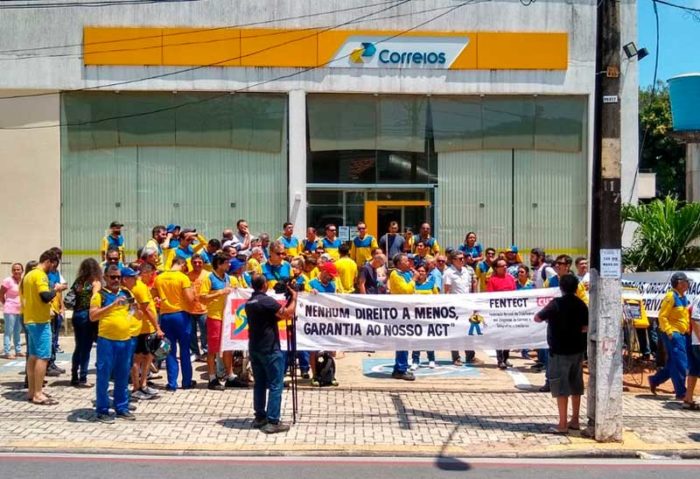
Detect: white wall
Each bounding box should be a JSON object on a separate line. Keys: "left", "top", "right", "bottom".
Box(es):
{"left": 0, "top": 92, "right": 60, "bottom": 277}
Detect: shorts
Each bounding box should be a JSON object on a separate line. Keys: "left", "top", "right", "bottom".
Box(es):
{"left": 26, "top": 322, "right": 52, "bottom": 359}
{"left": 548, "top": 352, "right": 585, "bottom": 397}
{"left": 206, "top": 318, "right": 223, "bottom": 354}
{"left": 135, "top": 333, "right": 151, "bottom": 355}
{"left": 688, "top": 344, "right": 700, "bottom": 377}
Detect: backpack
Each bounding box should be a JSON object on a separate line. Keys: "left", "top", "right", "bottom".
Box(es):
{"left": 232, "top": 350, "right": 253, "bottom": 383}
{"left": 313, "top": 351, "right": 336, "bottom": 387}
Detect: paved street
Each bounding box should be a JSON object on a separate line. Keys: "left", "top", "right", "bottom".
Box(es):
{"left": 0, "top": 357, "right": 698, "bottom": 457}
{"left": 1, "top": 455, "right": 700, "bottom": 479}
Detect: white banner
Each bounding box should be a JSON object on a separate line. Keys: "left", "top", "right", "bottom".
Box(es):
{"left": 221, "top": 289, "right": 288, "bottom": 352}
{"left": 621, "top": 271, "right": 700, "bottom": 317}
{"left": 294, "top": 289, "right": 559, "bottom": 351}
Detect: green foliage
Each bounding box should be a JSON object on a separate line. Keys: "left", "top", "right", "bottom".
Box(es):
{"left": 639, "top": 82, "right": 686, "bottom": 198}
{"left": 622, "top": 197, "right": 700, "bottom": 271}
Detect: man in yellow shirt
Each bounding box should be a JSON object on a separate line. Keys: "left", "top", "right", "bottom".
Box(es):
{"left": 649, "top": 272, "right": 692, "bottom": 400}
{"left": 321, "top": 224, "right": 342, "bottom": 261}
{"left": 388, "top": 253, "right": 418, "bottom": 381}
{"left": 350, "top": 221, "right": 379, "bottom": 267}
{"left": 90, "top": 264, "right": 135, "bottom": 423}
{"left": 144, "top": 225, "right": 167, "bottom": 271}
{"left": 200, "top": 252, "right": 237, "bottom": 390}
{"left": 187, "top": 254, "right": 210, "bottom": 362}
{"left": 127, "top": 263, "right": 162, "bottom": 400}
{"left": 22, "top": 249, "right": 66, "bottom": 405}
{"left": 416, "top": 222, "right": 440, "bottom": 256}
{"left": 278, "top": 222, "right": 301, "bottom": 258}
{"left": 334, "top": 244, "right": 357, "bottom": 293}
{"left": 101, "top": 221, "right": 125, "bottom": 262}
{"left": 154, "top": 257, "right": 195, "bottom": 391}
{"left": 544, "top": 255, "right": 589, "bottom": 305}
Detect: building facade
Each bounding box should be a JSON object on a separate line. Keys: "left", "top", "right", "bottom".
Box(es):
{"left": 0, "top": 0, "right": 639, "bottom": 279}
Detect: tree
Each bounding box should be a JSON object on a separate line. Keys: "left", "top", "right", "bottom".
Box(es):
{"left": 622, "top": 196, "right": 700, "bottom": 271}
{"left": 639, "top": 82, "right": 686, "bottom": 199}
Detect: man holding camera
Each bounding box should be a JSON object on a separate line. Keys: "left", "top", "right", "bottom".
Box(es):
{"left": 246, "top": 274, "right": 297, "bottom": 434}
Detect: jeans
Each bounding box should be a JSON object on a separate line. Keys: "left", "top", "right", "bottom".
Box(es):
{"left": 636, "top": 327, "right": 651, "bottom": 356}
{"left": 411, "top": 350, "right": 435, "bottom": 363}
{"left": 160, "top": 311, "right": 193, "bottom": 390}
{"left": 650, "top": 332, "right": 690, "bottom": 399}
{"left": 393, "top": 351, "right": 409, "bottom": 373}
{"left": 250, "top": 349, "right": 285, "bottom": 423}
{"left": 281, "top": 350, "right": 311, "bottom": 374}
{"left": 95, "top": 337, "right": 130, "bottom": 415}
{"left": 3, "top": 313, "right": 22, "bottom": 355}
{"left": 50, "top": 314, "right": 63, "bottom": 364}
{"left": 71, "top": 310, "right": 96, "bottom": 383}
{"left": 496, "top": 350, "right": 510, "bottom": 364}
{"left": 538, "top": 348, "right": 550, "bottom": 386}
{"left": 189, "top": 313, "right": 207, "bottom": 356}
{"left": 468, "top": 323, "right": 482, "bottom": 335}
{"left": 451, "top": 350, "right": 476, "bottom": 363}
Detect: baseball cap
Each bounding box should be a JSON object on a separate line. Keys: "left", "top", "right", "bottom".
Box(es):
{"left": 508, "top": 245, "right": 519, "bottom": 254}
{"left": 321, "top": 262, "right": 339, "bottom": 278}
{"left": 166, "top": 224, "right": 180, "bottom": 233}
{"left": 320, "top": 253, "right": 333, "bottom": 262}
{"left": 181, "top": 228, "right": 197, "bottom": 235}
{"left": 109, "top": 221, "right": 123, "bottom": 228}
{"left": 120, "top": 267, "right": 138, "bottom": 278}
{"left": 670, "top": 272, "right": 690, "bottom": 287}
{"left": 229, "top": 258, "right": 245, "bottom": 273}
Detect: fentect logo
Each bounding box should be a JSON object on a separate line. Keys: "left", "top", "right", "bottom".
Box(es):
{"left": 350, "top": 42, "right": 376, "bottom": 63}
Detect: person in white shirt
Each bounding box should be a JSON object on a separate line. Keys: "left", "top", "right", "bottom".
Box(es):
{"left": 685, "top": 296, "right": 700, "bottom": 409}
{"left": 574, "top": 257, "right": 590, "bottom": 290}
{"left": 443, "top": 251, "right": 477, "bottom": 365}
{"left": 530, "top": 248, "right": 556, "bottom": 289}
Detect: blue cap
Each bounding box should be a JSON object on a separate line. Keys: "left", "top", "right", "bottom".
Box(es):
{"left": 120, "top": 267, "right": 138, "bottom": 278}
{"left": 229, "top": 258, "right": 245, "bottom": 273}
{"left": 166, "top": 224, "right": 180, "bottom": 233}
{"left": 508, "top": 245, "right": 519, "bottom": 254}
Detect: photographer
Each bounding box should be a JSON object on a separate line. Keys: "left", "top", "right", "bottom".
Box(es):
{"left": 245, "top": 274, "right": 297, "bottom": 434}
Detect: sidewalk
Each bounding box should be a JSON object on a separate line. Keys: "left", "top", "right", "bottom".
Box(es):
{"left": 0, "top": 341, "right": 698, "bottom": 457}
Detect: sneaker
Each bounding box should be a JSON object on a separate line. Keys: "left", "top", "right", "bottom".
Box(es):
{"left": 452, "top": 359, "right": 463, "bottom": 367}
{"left": 301, "top": 371, "right": 311, "bottom": 380}
{"left": 50, "top": 364, "right": 66, "bottom": 374}
{"left": 252, "top": 417, "right": 268, "bottom": 429}
{"left": 142, "top": 386, "right": 159, "bottom": 396}
{"left": 539, "top": 384, "right": 551, "bottom": 393}
{"left": 182, "top": 380, "right": 197, "bottom": 390}
{"left": 505, "top": 361, "right": 513, "bottom": 368}
{"left": 46, "top": 368, "right": 61, "bottom": 377}
{"left": 95, "top": 413, "right": 114, "bottom": 424}
{"left": 331, "top": 379, "right": 339, "bottom": 387}
{"left": 261, "top": 422, "right": 291, "bottom": 434}
{"left": 128, "top": 403, "right": 137, "bottom": 411}
{"left": 132, "top": 390, "right": 153, "bottom": 401}
{"left": 498, "top": 362, "right": 507, "bottom": 370}
{"left": 225, "top": 377, "right": 250, "bottom": 388}
{"left": 410, "top": 362, "right": 419, "bottom": 371}
{"left": 208, "top": 379, "right": 225, "bottom": 391}
{"left": 57, "top": 346, "right": 65, "bottom": 354}
{"left": 310, "top": 379, "right": 320, "bottom": 387}
{"left": 391, "top": 371, "right": 416, "bottom": 381}
{"left": 428, "top": 361, "right": 436, "bottom": 369}
{"left": 116, "top": 411, "right": 136, "bottom": 421}
{"left": 77, "top": 382, "right": 94, "bottom": 389}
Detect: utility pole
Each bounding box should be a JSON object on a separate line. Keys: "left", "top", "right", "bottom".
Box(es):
{"left": 587, "top": 0, "right": 624, "bottom": 442}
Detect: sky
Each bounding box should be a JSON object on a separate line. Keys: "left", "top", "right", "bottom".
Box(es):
{"left": 637, "top": 0, "right": 700, "bottom": 87}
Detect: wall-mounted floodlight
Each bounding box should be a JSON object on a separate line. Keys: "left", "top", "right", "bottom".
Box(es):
{"left": 623, "top": 42, "right": 649, "bottom": 61}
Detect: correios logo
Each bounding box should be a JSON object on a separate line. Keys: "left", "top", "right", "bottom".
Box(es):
{"left": 331, "top": 35, "right": 469, "bottom": 69}
{"left": 350, "top": 42, "right": 376, "bottom": 63}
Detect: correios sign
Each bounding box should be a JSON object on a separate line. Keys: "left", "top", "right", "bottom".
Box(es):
{"left": 330, "top": 35, "right": 470, "bottom": 69}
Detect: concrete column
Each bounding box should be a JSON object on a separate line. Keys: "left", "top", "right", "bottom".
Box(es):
{"left": 686, "top": 143, "right": 700, "bottom": 203}
{"left": 288, "top": 90, "right": 307, "bottom": 234}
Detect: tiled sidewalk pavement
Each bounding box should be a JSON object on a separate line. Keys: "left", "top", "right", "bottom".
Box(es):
{"left": 0, "top": 378, "right": 698, "bottom": 456}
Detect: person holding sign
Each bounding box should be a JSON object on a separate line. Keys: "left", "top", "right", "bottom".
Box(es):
{"left": 487, "top": 258, "right": 517, "bottom": 370}
{"left": 388, "top": 253, "right": 417, "bottom": 381}
{"left": 411, "top": 265, "right": 438, "bottom": 370}
{"left": 649, "top": 272, "right": 692, "bottom": 401}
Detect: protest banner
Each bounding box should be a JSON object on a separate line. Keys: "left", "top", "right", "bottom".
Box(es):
{"left": 621, "top": 271, "right": 700, "bottom": 317}
{"left": 221, "top": 289, "right": 288, "bottom": 351}
{"left": 294, "top": 288, "right": 559, "bottom": 351}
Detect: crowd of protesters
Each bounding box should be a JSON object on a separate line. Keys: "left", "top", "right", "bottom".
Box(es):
{"left": 2, "top": 218, "right": 698, "bottom": 433}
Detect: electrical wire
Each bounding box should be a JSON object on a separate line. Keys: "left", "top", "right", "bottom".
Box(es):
{"left": 0, "top": 0, "right": 476, "bottom": 130}
{"left": 0, "top": 0, "right": 412, "bottom": 100}
{"left": 0, "top": 0, "right": 403, "bottom": 55}
{"left": 0, "top": 0, "right": 199, "bottom": 9}
{"left": 653, "top": 0, "right": 700, "bottom": 13}
{"left": 0, "top": 2, "right": 466, "bottom": 62}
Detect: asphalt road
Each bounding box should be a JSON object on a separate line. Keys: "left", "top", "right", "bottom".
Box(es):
{"left": 0, "top": 454, "right": 698, "bottom": 479}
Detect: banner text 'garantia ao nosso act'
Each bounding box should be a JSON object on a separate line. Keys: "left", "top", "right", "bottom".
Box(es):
{"left": 221, "top": 289, "right": 558, "bottom": 352}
